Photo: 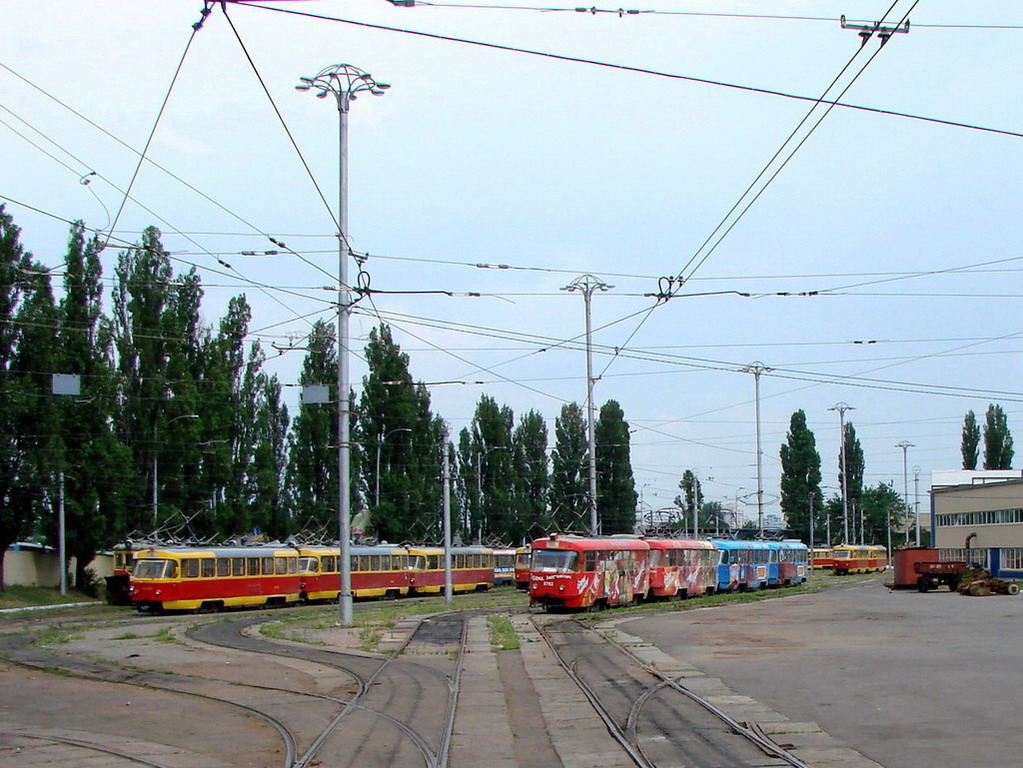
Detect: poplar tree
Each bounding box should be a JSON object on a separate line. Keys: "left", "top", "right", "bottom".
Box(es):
{"left": 512, "top": 409, "right": 549, "bottom": 543}
{"left": 53, "top": 223, "right": 129, "bottom": 586}
{"left": 550, "top": 402, "right": 588, "bottom": 531}
{"left": 983, "top": 404, "right": 1014, "bottom": 470}
{"left": 359, "top": 324, "right": 440, "bottom": 543}
{"left": 839, "top": 421, "right": 865, "bottom": 516}
{"left": 285, "top": 320, "right": 338, "bottom": 532}
{"left": 0, "top": 208, "right": 55, "bottom": 588}
{"left": 779, "top": 409, "right": 823, "bottom": 543}
{"left": 961, "top": 410, "right": 980, "bottom": 470}
{"left": 595, "top": 399, "right": 638, "bottom": 534}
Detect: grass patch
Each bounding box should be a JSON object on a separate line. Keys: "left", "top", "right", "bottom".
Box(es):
{"left": 487, "top": 613, "right": 520, "bottom": 651}
{"left": 0, "top": 585, "right": 102, "bottom": 610}
{"left": 32, "top": 625, "right": 80, "bottom": 646}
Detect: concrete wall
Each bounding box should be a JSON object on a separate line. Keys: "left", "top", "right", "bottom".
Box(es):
{"left": 3, "top": 547, "right": 113, "bottom": 589}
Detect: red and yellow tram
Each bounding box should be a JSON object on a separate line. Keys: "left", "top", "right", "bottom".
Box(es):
{"left": 514, "top": 545, "right": 531, "bottom": 590}
{"left": 528, "top": 534, "right": 649, "bottom": 611}
{"left": 130, "top": 545, "right": 301, "bottom": 612}
{"left": 832, "top": 544, "right": 887, "bottom": 574}
{"left": 298, "top": 544, "right": 411, "bottom": 601}
{"left": 406, "top": 546, "right": 494, "bottom": 594}
{"left": 646, "top": 538, "right": 718, "bottom": 599}
{"left": 810, "top": 546, "right": 834, "bottom": 570}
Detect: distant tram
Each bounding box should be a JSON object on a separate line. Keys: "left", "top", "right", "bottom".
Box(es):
{"left": 832, "top": 544, "right": 887, "bottom": 574}
{"left": 493, "top": 548, "right": 516, "bottom": 586}
{"left": 513, "top": 545, "right": 531, "bottom": 590}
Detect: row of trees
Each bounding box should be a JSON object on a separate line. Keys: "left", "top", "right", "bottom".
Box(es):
{"left": 0, "top": 210, "right": 639, "bottom": 588}
{"left": 780, "top": 410, "right": 910, "bottom": 547}
{"left": 961, "top": 406, "right": 1014, "bottom": 470}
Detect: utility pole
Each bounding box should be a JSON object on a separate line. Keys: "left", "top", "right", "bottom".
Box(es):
{"left": 442, "top": 437, "right": 452, "bottom": 605}
{"left": 829, "top": 403, "right": 855, "bottom": 543}
{"left": 562, "top": 274, "right": 612, "bottom": 536}
{"left": 297, "top": 64, "right": 389, "bottom": 627}
{"left": 913, "top": 465, "right": 921, "bottom": 546}
{"left": 741, "top": 362, "right": 771, "bottom": 535}
{"left": 896, "top": 441, "right": 914, "bottom": 553}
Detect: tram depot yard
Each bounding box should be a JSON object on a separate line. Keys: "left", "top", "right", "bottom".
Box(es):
{"left": 3, "top": 573, "right": 1023, "bottom": 768}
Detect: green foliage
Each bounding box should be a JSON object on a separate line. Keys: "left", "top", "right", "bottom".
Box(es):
{"left": 860, "top": 482, "right": 909, "bottom": 546}
{"left": 512, "top": 409, "right": 549, "bottom": 543}
{"left": 285, "top": 320, "right": 340, "bottom": 533}
{"left": 595, "top": 400, "right": 637, "bottom": 535}
{"left": 961, "top": 410, "right": 980, "bottom": 470}
{"left": 983, "top": 404, "right": 1014, "bottom": 470}
{"left": 357, "top": 325, "right": 442, "bottom": 543}
{"left": 779, "top": 410, "right": 823, "bottom": 543}
{"left": 550, "top": 402, "right": 588, "bottom": 531}
{"left": 0, "top": 206, "right": 57, "bottom": 589}
{"left": 839, "top": 421, "right": 865, "bottom": 515}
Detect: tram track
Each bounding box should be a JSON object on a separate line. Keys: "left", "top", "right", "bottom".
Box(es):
{"left": 0, "top": 607, "right": 470, "bottom": 768}
{"left": 187, "top": 609, "right": 470, "bottom": 768}
{"left": 535, "top": 616, "right": 812, "bottom": 768}
{"left": 7, "top": 732, "right": 178, "bottom": 768}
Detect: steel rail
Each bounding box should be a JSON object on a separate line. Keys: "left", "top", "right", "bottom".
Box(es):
{"left": 534, "top": 619, "right": 655, "bottom": 768}
{"left": 599, "top": 622, "right": 816, "bottom": 768}
{"left": 13, "top": 732, "right": 177, "bottom": 768}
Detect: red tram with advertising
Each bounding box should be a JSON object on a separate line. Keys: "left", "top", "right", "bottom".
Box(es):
{"left": 646, "top": 538, "right": 718, "bottom": 599}
{"left": 529, "top": 534, "right": 649, "bottom": 611}
{"left": 130, "top": 545, "right": 302, "bottom": 612}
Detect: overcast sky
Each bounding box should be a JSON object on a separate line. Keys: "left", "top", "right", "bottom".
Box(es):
{"left": 3, "top": 0, "right": 1021, "bottom": 526}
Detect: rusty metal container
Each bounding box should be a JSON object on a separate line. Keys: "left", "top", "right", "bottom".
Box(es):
{"left": 892, "top": 547, "right": 939, "bottom": 588}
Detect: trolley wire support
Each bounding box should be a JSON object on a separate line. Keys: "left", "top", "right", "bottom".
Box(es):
{"left": 840, "top": 14, "right": 910, "bottom": 46}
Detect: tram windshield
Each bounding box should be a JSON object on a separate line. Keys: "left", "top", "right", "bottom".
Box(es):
{"left": 133, "top": 559, "right": 176, "bottom": 579}
{"left": 531, "top": 549, "right": 579, "bottom": 572}
{"left": 298, "top": 557, "right": 319, "bottom": 574}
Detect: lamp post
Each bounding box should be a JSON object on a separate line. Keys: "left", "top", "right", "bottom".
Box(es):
{"left": 153, "top": 413, "right": 199, "bottom": 530}
{"left": 297, "top": 64, "right": 389, "bottom": 627}
{"left": 376, "top": 427, "right": 412, "bottom": 508}
{"left": 829, "top": 402, "right": 855, "bottom": 543}
{"left": 562, "top": 274, "right": 612, "bottom": 536}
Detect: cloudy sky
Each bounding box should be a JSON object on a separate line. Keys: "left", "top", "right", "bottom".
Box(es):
{"left": 3, "top": 0, "right": 1021, "bottom": 525}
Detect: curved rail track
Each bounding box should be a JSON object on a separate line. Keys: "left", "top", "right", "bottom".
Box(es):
{"left": 1, "top": 608, "right": 469, "bottom": 768}
{"left": 535, "top": 616, "right": 814, "bottom": 768}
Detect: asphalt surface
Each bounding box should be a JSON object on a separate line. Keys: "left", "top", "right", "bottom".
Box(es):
{"left": 621, "top": 577, "right": 1023, "bottom": 768}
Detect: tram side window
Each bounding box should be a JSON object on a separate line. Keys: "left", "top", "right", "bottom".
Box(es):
{"left": 324, "top": 556, "right": 337, "bottom": 572}
{"left": 183, "top": 559, "right": 200, "bottom": 578}
{"left": 428, "top": 555, "right": 440, "bottom": 570}
{"left": 276, "top": 557, "right": 288, "bottom": 575}
{"left": 262, "top": 557, "right": 275, "bottom": 574}
{"left": 232, "top": 558, "right": 245, "bottom": 576}
{"left": 288, "top": 557, "right": 297, "bottom": 574}
{"left": 247, "top": 558, "right": 260, "bottom": 576}
{"left": 217, "top": 558, "right": 230, "bottom": 577}
{"left": 201, "top": 558, "right": 215, "bottom": 578}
